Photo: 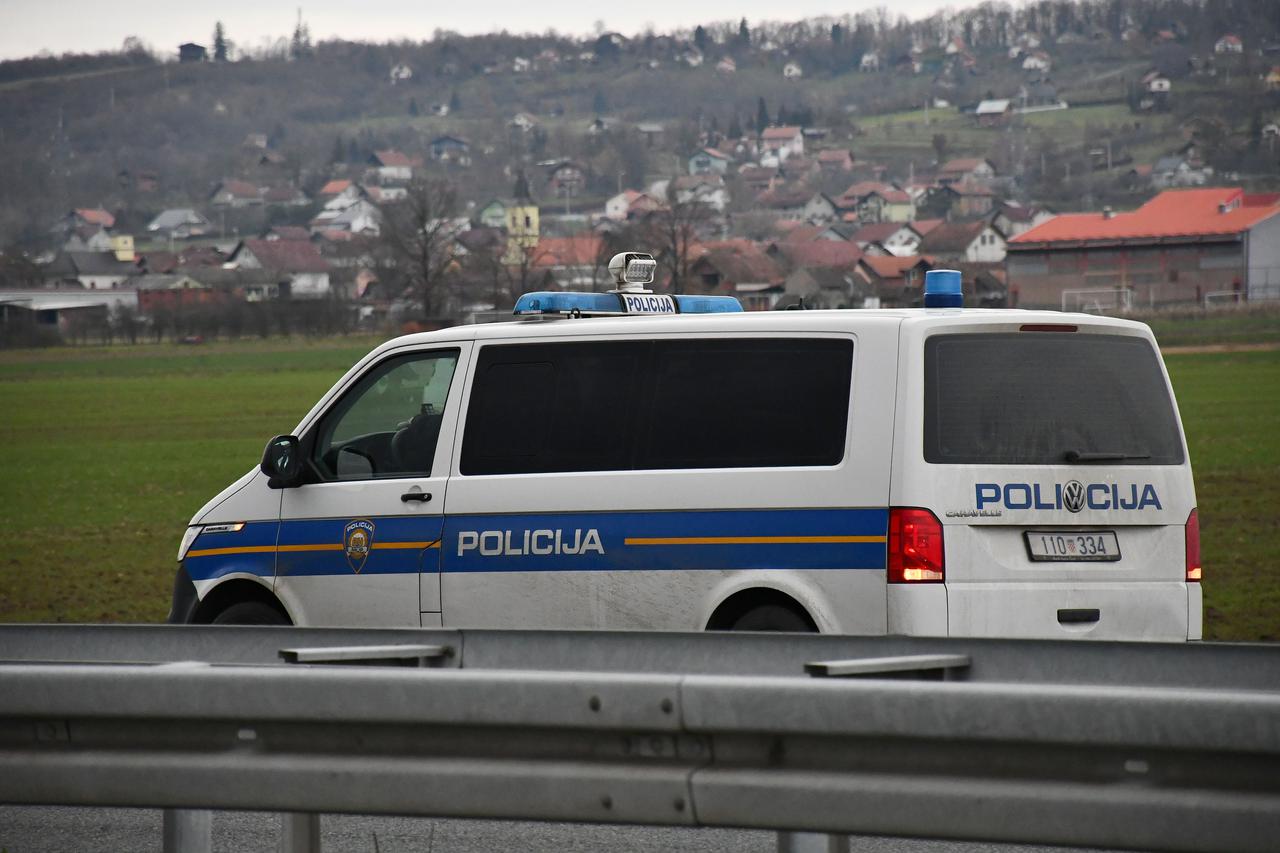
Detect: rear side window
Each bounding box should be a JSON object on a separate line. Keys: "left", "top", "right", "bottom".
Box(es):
{"left": 924, "top": 333, "right": 1184, "bottom": 465}
{"left": 461, "top": 337, "right": 853, "bottom": 475}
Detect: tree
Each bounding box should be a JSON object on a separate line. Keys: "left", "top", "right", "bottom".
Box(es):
{"left": 290, "top": 11, "right": 313, "bottom": 61}
{"left": 736, "top": 18, "right": 751, "bottom": 49}
{"left": 448, "top": 90, "right": 461, "bottom": 113}
{"left": 648, "top": 178, "right": 715, "bottom": 295}
{"left": 380, "top": 178, "right": 463, "bottom": 320}
{"left": 213, "top": 22, "right": 228, "bottom": 62}
{"left": 408, "top": 97, "right": 420, "bottom": 117}
{"left": 694, "top": 25, "right": 709, "bottom": 52}
{"left": 831, "top": 23, "right": 844, "bottom": 44}
{"left": 932, "top": 133, "right": 948, "bottom": 164}
{"left": 756, "top": 97, "right": 770, "bottom": 134}
{"left": 728, "top": 114, "right": 743, "bottom": 140}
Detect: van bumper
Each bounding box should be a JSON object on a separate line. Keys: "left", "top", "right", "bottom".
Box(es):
{"left": 166, "top": 565, "right": 199, "bottom": 625}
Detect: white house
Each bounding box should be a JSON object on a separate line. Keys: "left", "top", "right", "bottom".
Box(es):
{"left": 688, "top": 147, "right": 731, "bottom": 175}
{"left": 1022, "top": 52, "right": 1052, "bottom": 72}
{"left": 783, "top": 62, "right": 803, "bottom": 79}
{"left": 759, "top": 126, "right": 805, "bottom": 162}
{"left": 1214, "top": 35, "right": 1243, "bottom": 54}
{"left": 716, "top": 57, "right": 736, "bottom": 73}
{"left": 389, "top": 63, "right": 413, "bottom": 84}
{"left": 859, "top": 51, "right": 881, "bottom": 72}
{"left": 510, "top": 112, "right": 538, "bottom": 132}
{"left": 223, "top": 239, "right": 333, "bottom": 298}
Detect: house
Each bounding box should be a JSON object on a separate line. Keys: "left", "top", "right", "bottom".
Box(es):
{"left": 509, "top": 112, "right": 538, "bottom": 133}
{"left": 527, "top": 234, "right": 604, "bottom": 290}
{"left": 850, "top": 222, "right": 923, "bottom": 256}
{"left": 1018, "top": 81, "right": 1065, "bottom": 111}
{"left": 816, "top": 149, "right": 855, "bottom": 173}
{"left": 636, "top": 122, "right": 666, "bottom": 147}
{"left": 310, "top": 199, "right": 383, "bottom": 236}
{"left": 688, "top": 242, "right": 787, "bottom": 310}
{"left": 266, "top": 226, "right": 312, "bottom": 242}
{"left": 1143, "top": 71, "right": 1172, "bottom": 93}
{"left": 476, "top": 199, "right": 513, "bottom": 230}
{"left": 178, "top": 43, "right": 206, "bottom": 63}
{"left": 1152, "top": 156, "right": 1213, "bottom": 188}
{"left": 209, "top": 179, "right": 263, "bottom": 208}
{"left": 1021, "top": 52, "right": 1052, "bottom": 72}
{"left": 854, "top": 255, "right": 933, "bottom": 307}
{"left": 756, "top": 186, "right": 813, "bottom": 219}
{"left": 991, "top": 203, "right": 1054, "bottom": 239}
{"left": 759, "top": 126, "right": 805, "bottom": 162}
{"left": 429, "top": 135, "right": 471, "bottom": 166}
{"left": 1268, "top": 67, "right": 1280, "bottom": 92}
{"left": 317, "top": 179, "right": 354, "bottom": 201}
{"left": 739, "top": 166, "right": 781, "bottom": 193}
{"left": 671, "top": 174, "right": 729, "bottom": 211}
{"left": 679, "top": 48, "right": 703, "bottom": 67}
{"left": 974, "top": 99, "right": 1012, "bottom": 127}
{"left": 1007, "top": 188, "right": 1280, "bottom": 307}
{"left": 367, "top": 150, "right": 415, "bottom": 184}
{"left": 779, "top": 267, "right": 871, "bottom": 309}
{"left": 938, "top": 182, "right": 996, "bottom": 219}
{"left": 715, "top": 57, "right": 736, "bottom": 73}
{"left": 62, "top": 225, "right": 113, "bottom": 253}
{"left": 512, "top": 57, "right": 532, "bottom": 73}
{"left": 604, "top": 190, "right": 661, "bottom": 221}
{"left": 262, "top": 185, "right": 310, "bottom": 207}
{"left": 56, "top": 208, "right": 116, "bottom": 234}
{"left": 837, "top": 182, "right": 914, "bottom": 223}
{"left": 545, "top": 160, "right": 587, "bottom": 197}
{"left": 767, "top": 239, "right": 863, "bottom": 273}
{"left": 224, "top": 239, "right": 332, "bottom": 298}
{"left": 1214, "top": 35, "right": 1243, "bottom": 54}
{"left": 133, "top": 274, "right": 220, "bottom": 314}
{"left": 42, "top": 251, "right": 138, "bottom": 290}
{"left": 938, "top": 158, "right": 997, "bottom": 186}
{"left": 688, "top": 148, "right": 732, "bottom": 176}
{"left": 389, "top": 62, "right": 413, "bottom": 84}
{"left": 148, "top": 209, "right": 212, "bottom": 240}
{"left": 586, "top": 116, "right": 620, "bottom": 135}
{"left": 783, "top": 62, "right": 803, "bottom": 79}
{"left": 859, "top": 51, "right": 881, "bottom": 72}
{"left": 918, "top": 220, "right": 1007, "bottom": 263}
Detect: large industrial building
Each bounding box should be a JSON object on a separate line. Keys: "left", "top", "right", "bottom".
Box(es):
{"left": 1006, "top": 188, "right": 1280, "bottom": 310}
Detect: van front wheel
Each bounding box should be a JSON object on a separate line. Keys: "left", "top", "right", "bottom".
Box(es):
{"left": 729, "top": 604, "right": 815, "bottom": 632}
{"left": 210, "top": 601, "right": 289, "bottom": 625}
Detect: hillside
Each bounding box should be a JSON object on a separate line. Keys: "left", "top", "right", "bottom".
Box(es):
{"left": 0, "top": 0, "right": 1277, "bottom": 250}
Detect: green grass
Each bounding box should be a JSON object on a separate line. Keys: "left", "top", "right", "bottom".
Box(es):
{"left": 0, "top": 337, "right": 1276, "bottom": 640}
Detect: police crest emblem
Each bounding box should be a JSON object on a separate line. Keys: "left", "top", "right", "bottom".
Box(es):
{"left": 343, "top": 519, "right": 375, "bottom": 573}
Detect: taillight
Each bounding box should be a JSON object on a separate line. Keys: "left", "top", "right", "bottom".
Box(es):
{"left": 1186, "top": 508, "right": 1201, "bottom": 582}
{"left": 888, "top": 508, "right": 944, "bottom": 583}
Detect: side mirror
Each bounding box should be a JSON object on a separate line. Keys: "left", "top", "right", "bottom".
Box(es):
{"left": 261, "top": 435, "right": 303, "bottom": 488}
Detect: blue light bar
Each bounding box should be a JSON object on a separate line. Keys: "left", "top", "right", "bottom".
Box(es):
{"left": 673, "top": 295, "right": 744, "bottom": 313}
{"left": 513, "top": 291, "right": 743, "bottom": 316}
{"left": 924, "top": 269, "right": 963, "bottom": 308}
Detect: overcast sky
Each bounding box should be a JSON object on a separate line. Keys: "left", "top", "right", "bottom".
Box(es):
{"left": 2, "top": 0, "right": 960, "bottom": 61}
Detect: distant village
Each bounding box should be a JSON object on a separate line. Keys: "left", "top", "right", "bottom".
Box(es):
{"left": 2, "top": 8, "right": 1279, "bottom": 344}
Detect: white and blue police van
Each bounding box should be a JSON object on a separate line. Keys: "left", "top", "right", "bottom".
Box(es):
{"left": 170, "top": 253, "right": 1202, "bottom": 640}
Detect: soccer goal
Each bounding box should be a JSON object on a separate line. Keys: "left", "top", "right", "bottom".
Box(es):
{"left": 1061, "top": 288, "right": 1133, "bottom": 314}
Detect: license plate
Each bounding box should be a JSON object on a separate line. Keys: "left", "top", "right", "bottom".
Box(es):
{"left": 619, "top": 293, "right": 677, "bottom": 315}
{"left": 1024, "top": 531, "right": 1121, "bottom": 562}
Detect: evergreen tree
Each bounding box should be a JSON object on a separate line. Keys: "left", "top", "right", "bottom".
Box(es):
{"left": 778, "top": 103, "right": 791, "bottom": 125}
{"left": 331, "top": 135, "right": 345, "bottom": 164}
{"left": 213, "top": 21, "right": 228, "bottom": 62}
{"left": 290, "top": 11, "right": 312, "bottom": 61}
{"left": 831, "top": 23, "right": 843, "bottom": 45}
{"left": 448, "top": 90, "right": 461, "bottom": 112}
{"left": 513, "top": 171, "right": 532, "bottom": 200}
{"left": 737, "top": 18, "right": 751, "bottom": 47}
{"left": 694, "top": 25, "right": 708, "bottom": 52}
{"left": 409, "top": 97, "right": 420, "bottom": 117}
{"left": 755, "top": 96, "right": 770, "bottom": 134}
{"left": 728, "top": 114, "right": 743, "bottom": 139}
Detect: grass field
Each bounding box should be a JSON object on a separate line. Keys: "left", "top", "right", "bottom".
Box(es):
{"left": 0, "top": 334, "right": 1277, "bottom": 640}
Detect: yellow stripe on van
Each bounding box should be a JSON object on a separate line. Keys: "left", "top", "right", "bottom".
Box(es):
{"left": 623, "top": 535, "right": 886, "bottom": 546}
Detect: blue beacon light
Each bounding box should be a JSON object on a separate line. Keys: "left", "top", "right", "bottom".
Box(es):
{"left": 923, "top": 269, "right": 963, "bottom": 308}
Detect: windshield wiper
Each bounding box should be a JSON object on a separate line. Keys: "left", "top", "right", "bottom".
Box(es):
{"left": 1063, "top": 450, "right": 1152, "bottom": 464}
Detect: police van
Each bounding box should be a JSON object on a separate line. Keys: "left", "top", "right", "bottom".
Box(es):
{"left": 170, "top": 254, "right": 1202, "bottom": 641}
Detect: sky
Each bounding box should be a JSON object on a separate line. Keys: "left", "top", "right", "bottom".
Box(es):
{"left": 1, "top": 0, "right": 959, "bottom": 61}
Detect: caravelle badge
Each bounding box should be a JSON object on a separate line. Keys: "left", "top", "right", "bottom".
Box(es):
{"left": 343, "top": 519, "right": 375, "bottom": 573}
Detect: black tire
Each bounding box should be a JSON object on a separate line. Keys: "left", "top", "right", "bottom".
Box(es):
{"left": 210, "top": 601, "right": 289, "bottom": 625}
{"left": 729, "top": 603, "right": 815, "bottom": 632}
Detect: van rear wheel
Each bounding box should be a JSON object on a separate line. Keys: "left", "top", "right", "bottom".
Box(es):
{"left": 210, "top": 601, "right": 289, "bottom": 625}
{"left": 729, "top": 604, "right": 815, "bottom": 632}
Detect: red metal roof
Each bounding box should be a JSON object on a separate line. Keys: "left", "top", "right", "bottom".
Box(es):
{"left": 319, "top": 179, "right": 352, "bottom": 196}
{"left": 1011, "top": 188, "right": 1280, "bottom": 244}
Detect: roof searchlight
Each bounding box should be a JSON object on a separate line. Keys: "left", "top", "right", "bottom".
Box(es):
{"left": 608, "top": 252, "right": 658, "bottom": 293}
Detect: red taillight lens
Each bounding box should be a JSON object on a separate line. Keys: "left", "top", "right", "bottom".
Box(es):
{"left": 888, "top": 508, "right": 945, "bottom": 583}
{"left": 1186, "top": 508, "right": 1201, "bottom": 582}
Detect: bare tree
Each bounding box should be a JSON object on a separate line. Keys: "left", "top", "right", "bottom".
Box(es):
{"left": 648, "top": 179, "right": 715, "bottom": 294}
{"left": 380, "top": 178, "right": 463, "bottom": 321}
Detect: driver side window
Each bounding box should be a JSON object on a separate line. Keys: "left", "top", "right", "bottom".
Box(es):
{"left": 313, "top": 349, "right": 459, "bottom": 480}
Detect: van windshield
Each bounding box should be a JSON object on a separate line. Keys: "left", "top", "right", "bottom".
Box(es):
{"left": 924, "top": 333, "right": 1184, "bottom": 465}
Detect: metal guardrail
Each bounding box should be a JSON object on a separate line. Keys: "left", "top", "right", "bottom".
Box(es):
{"left": 1, "top": 625, "right": 1279, "bottom": 853}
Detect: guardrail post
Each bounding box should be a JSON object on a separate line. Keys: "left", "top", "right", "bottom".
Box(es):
{"left": 162, "top": 808, "right": 211, "bottom": 853}
{"left": 279, "top": 812, "right": 321, "bottom": 853}
{"left": 777, "top": 831, "right": 849, "bottom": 853}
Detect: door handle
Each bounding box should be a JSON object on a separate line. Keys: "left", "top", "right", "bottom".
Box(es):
{"left": 401, "top": 491, "right": 433, "bottom": 503}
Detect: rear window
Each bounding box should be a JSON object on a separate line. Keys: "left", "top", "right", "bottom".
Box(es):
{"left": 924, "top": 333, "right": 1184, "bottom": 465}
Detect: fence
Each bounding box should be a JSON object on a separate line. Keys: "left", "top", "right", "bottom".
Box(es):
{"left": 1, "top": 625, "right": 1278, "bottom": 853}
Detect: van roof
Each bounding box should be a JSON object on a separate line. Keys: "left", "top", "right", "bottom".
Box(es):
{"left": 373, "top": 309, "right": 1154, "bottom": 355}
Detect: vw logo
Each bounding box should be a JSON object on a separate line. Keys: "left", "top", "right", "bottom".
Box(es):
{"left": 1063, "top": 480, "right": 1086, "bottom": 513}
